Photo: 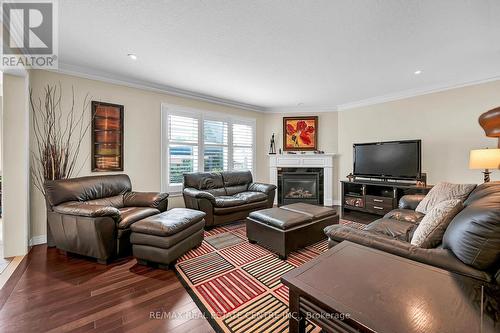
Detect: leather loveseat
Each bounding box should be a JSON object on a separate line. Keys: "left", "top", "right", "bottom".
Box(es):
{"left": 45, "top": 174, "right": 169, "bottom": 263}
{"left": 183, "top": 171, "right": 276, "bottom": 227}
{"left": 325, "top": 181, "right": 500, "bottom": 285}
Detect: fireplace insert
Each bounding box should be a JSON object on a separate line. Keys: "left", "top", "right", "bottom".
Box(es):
{"left": 278, "top": 168, "right": 324, "bottom": 205}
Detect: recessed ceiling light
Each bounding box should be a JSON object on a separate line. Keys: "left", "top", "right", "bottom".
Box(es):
{"left": 128, "top": 53, "right": 137, "bottom": 60}
{"left": 414, "top": 70, "right": 423, "bottom": 75}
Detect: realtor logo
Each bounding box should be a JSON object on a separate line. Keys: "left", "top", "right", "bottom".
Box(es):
{"left": 1, "top": 0, "right": 58, "bottom": 68}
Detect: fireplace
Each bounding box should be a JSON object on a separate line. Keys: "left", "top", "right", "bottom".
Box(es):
{"left": 278, "top": 168, "right": 324, "bottom": 206}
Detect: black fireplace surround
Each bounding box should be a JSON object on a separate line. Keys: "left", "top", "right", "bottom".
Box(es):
{"left": 278, "top": 168, "right": 324, "bottom": 206}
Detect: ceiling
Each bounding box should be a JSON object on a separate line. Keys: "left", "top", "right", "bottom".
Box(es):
{"left": 59, "top": 0, "right": 500, "bottom": 112}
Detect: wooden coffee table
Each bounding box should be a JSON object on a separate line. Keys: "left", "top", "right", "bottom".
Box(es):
{"left": 281, "top": 241, "right": 499, "bottom": 333}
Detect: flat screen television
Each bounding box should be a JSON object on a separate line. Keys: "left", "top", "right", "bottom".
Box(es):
{"left": 353, "top": 140, "right": 421, "bottom": 180}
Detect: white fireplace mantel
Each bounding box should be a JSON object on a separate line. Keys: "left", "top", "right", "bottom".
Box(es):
{"left": 268, "top": 153, "right": 335, "bottom": 206}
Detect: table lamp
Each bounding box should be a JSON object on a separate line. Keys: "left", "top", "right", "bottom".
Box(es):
{"left": 469, "top": 148, "right": 500, "bottom": 182}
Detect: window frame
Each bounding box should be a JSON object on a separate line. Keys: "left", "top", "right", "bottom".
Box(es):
{"left": 161, "top": 104, "right": 256, "bottom": 194}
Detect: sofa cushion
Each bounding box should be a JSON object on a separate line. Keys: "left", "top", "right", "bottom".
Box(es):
{"left": 222, "top": 171, "right": 252, "bottom": 186}
{"left": 249, "top": 207, "right": 312, "bottom": 230}
{"left": 213, "top": 200, "right": 269, "bottom": 215}
{"left": 85, "top": 195, "right": 125, "bottom": 208}
{"left": 214, "top": 196, "right": 247, "bottom": 208}
{"left": 118, "top": 207, "right": 160, "bottom": 229}
{"left": 364, "top": 218, "right": 416, "bottom": 241}
{"left": 384, "top": 209, "right": 425, "bottom": 224}
{"left": 130, "top": 208, "right": 206, "bottom": 237}
{"left": 225, "top": 185, "right": 248, "bottom": 196}
{"left": 223, "top": 171, "right": 252, "bottom": 195}
{"left": 415, "top": 182, "right": 475, "bottom": 214}
{"left": 234, "top": 191, "right": 268, "bottom": 203}
{"left": 464, "top": 181, "right": 500, "bottom": 207}
{"left": 45, "top": 174, "right": 132, "bottom": 206}
{"left": 54, "top": 202, "right": 121, "bottom": 220}
{"left": 443, "top": 189, "right": 500, "bottom": 270}
{"left": 183, "top": 172, "right": 226, "bottom": 196}
{"left": 411, "top": 199, "right": 463, "bottom": 248}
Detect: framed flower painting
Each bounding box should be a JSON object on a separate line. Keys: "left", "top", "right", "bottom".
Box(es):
{"left": 283, "top": 116, "right": 318, "bottom": 151}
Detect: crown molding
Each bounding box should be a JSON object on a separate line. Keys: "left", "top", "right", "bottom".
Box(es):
{"left": 265, "top": 105, "right": 338, "bottom": 114}
{"left": 337, "top": 75, "right": 500, "bottom": 111}
{"left": 3, "top": 66, "right": 28, "bottom": 77}
{"left": 45, "top": 63, "right": 500, "bottom": 114}
{"left": 49, "top": 63, "right": 266, "bottom": 113}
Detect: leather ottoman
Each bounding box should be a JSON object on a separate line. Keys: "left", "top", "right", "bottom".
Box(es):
{"left": 130, "top": 208, "right": 206, "bottom": 268}
{"left": 246, "top": 203, "right": 338, "bottom": 258}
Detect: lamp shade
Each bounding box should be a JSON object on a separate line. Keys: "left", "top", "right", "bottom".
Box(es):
{"left": 469, "top": 149, "right": 500, "bottom": 169}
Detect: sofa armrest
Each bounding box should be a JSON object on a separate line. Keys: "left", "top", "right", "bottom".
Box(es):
{"left": 398, "top": 194, "right": 426, "bottom": 210}
{"left": 53, "top": 202, "right": 120, "bottom": 219}
{"left": 124, "top": 191, "right": 169, "bottom": 211}
{"left": 324, "top": 225, "right": 492, "bottom": 282}
{"left": 182, "top": 188, "right": 216, "bottom": 203}
{"left": 248, "top": 182, "right": 277, "bottom": 195}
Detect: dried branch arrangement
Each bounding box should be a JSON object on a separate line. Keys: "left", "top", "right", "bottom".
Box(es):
{"left": 30, "top": 83, "right": 92, "bottom": 195}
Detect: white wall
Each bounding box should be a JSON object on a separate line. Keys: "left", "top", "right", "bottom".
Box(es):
{"left": 337, "top": 80, "right": 500, "bottom": 198}
{"left": 3, "top": 74, "right": 30, "bottom": 257}
{"left": 29, "top": 70, "right": 266, "bottom": 240}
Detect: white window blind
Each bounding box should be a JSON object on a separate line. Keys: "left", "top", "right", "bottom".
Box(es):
{"left": 232, "top": 122, "right": 253, "bottom": 171}
{"left": 162, "top": 105, "right": 256, "bottom": 193}
{"left": 167, "top": 114, "right": 199, "bottom": 187}
{"left": 204, "top": 119, "right": 228, "bottom": 172}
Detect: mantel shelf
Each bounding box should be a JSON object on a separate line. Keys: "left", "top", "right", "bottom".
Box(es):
{"left": 267, "top": 153, "right": 336, "bottom": 157}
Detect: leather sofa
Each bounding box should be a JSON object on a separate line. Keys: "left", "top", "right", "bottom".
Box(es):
{"left": 45, "top": 174, "right": 169, "bottom": 263}
{"left": 182, "top": 171, "right": 276, "bottom": 227}
{"left": 325, "top": 181, "right": 500, "bottom": 285}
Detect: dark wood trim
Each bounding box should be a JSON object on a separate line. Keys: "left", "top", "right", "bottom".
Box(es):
{"left": 283, "top": 116, "right": 318, "bottom": 151}
{"left": 340, "top": 179, "right": 431, "bottom": 217}
{"left": 0, "top": 254, "right": 30, "bottom": 311}
{"left": 91, "top": 101, "right": 124, "bottom": 172}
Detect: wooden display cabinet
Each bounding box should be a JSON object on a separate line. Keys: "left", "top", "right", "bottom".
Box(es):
{"left": 91, "top": 101, "right": 124, "bottom": 172}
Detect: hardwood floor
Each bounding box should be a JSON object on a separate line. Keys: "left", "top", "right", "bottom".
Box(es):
{"left": 0, "top": 245, "right": 214, "bottom": 333}
{"left": 0, "top": 209, "right": 375, "bottom": 333}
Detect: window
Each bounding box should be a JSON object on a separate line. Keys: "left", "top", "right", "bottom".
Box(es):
{"left": 162, "top": 105, "right": 256, "bottom": 192}
{"left": 167, "top": 114, "right": 199, "bottom": 185}
{"left": 204, "top": 120, "right": 228, "bottom": 172}
{"left": 232, "top": 122, "right": 253, "bottom": 171}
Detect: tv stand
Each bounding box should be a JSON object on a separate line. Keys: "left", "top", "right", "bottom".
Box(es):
{"left": 341, "top": 179, "right": 431, "bottom": 216}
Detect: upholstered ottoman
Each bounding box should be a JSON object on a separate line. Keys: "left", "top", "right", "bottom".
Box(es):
{"left": 130, "top": 208, "right": 206, "bottom": 268}
{"left": 246, "top": 203, "right": 338, "bottom": 258}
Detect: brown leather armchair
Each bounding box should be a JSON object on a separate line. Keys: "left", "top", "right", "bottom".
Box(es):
{"left": 326, "top": 182, "right": 500, "bottom": 285}
{"left": 182, "top": 171, "right": 276, "bottom": 227}
{"left": 45, "top": 174, "right": 169, "bottom": 263}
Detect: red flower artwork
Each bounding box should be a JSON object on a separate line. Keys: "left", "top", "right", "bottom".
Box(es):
{"left": 286, "top": 120, "right": 316, "bottom": 147}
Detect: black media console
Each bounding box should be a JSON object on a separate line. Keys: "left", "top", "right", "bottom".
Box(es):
{"left": 341, "top": 179, "right": 432, "bottom": 216}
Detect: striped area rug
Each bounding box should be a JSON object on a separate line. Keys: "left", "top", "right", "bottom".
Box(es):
{"left": 175, "top": 219, "right": 366, "bottom": 333}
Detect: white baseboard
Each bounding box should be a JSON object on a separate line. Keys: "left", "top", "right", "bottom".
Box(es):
{"left": 29, "top": 234, "right": 47, "bottom": 246}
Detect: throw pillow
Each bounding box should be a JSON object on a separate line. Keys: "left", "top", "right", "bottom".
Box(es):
{"left": 411, "top": 199, "right": 463, "bottom": 248}
{"left": 415, "top": 182, "right": 476, "bottom": 214}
